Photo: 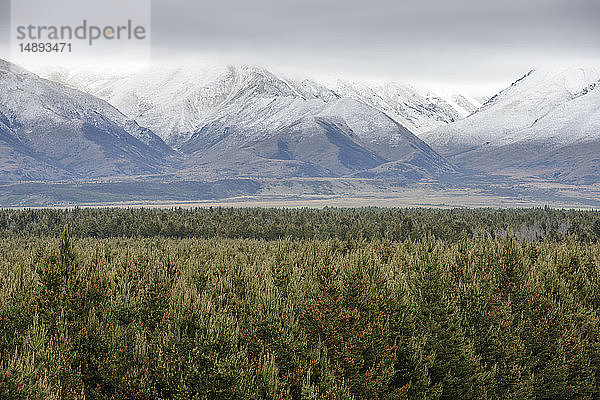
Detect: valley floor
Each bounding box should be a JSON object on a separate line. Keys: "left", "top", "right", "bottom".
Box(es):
{"left": 1, "top": 177, "right": 600, "bottom": 209}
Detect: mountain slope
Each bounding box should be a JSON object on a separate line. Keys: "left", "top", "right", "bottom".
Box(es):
{"left": 43, "top": 64, "right": 455, "bottom": 180}
{"left": 173, "top": 68, "right": 453, "bottom": 178}
{"left": 423, "top": 68, "right": 600, "bottom": 154}
{"left": 42, "top": 64, "right": 480, "bottom": 141}
{"left": 0, "top": 60, "right": 177, "bottom": 181}
{"left": 422, "top": 67, "right": 600, "bottom": 182}
{"left": 43, "top": 65, "right": 254, "bottom": 147}
{"left": 335, "top": 81, "right": 481, "bottom": 136}
{"left": 0, "top": 120, "right": 70, "bottom": 182}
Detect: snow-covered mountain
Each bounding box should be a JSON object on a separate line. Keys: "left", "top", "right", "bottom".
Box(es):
{"left": 422, "top": 67, "right": 600, "bottom": 182}
{"left": 173, "top": 67, "right": 455, "bottom": 179}
{"left": 424, "top": 67, "right": 600, "bottom": 153}
{"left": 42, "top": 64, "right": 456, "bottom": 179}
{"left": 0, "top": 59, "right": 176, "bottom": 181}
{"left": 42, "top": 65, "right": 233, "bottom": 147}
{"left": 334, "top": 81, "right": 482, "bottom": 135}
{"left": 40, "top": 64, "right": 480, "bottom": 146}
{"left": 5, "top": 58, "right": 600, "bottom": 195}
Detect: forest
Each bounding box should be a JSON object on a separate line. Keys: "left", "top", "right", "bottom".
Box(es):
{"left": 1, "top": 207, "right": 600, "bottom": 399}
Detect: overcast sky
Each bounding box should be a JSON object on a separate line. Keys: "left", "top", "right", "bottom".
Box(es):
{"left": 2, "top": 0, "right": 600, "bottom": 95}
{"left": 151, "top": 0, "right": 600, "bottom": 94}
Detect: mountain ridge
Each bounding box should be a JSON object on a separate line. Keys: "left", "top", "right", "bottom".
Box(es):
{"left": 422, "top": 66, "right": 600, "bottom": 183}
{"left": 3, "top": 60, "right": 456, "bottom": 183}
{"left": 39, "top": 63, "right": 482, "bottom": 146}
{"left": 0, "top": 59, "right": 177, "bottom": 182}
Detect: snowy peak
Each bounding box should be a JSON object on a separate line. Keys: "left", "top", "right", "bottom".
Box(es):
{"left": 477, "top": 67, "right": 600, "bottom": 115}
{"left": 420, "top": 65, "right": 600, "bottom": 183}
{"left": 424, "top": 66, "right": 600, "bottom": 153}
{"left": 28, "top": 62, "right": 467, "bottom": 180}
{"left": 285, "top": 78, "right": 340, "bottom": 102}
{"left": 334, "top": 80, "right": 481, "bottom": 135}
{"left": 45, "top": 64, "right": 336, "bottom": 147}
{"left": 223, "top": 65, "right": 299, "bottom": 99}
{"left": 0, "top": 59, "right": 175, "bottom": 181}
{"left": 39, "top": 64, "right": 480, "bottom": 146}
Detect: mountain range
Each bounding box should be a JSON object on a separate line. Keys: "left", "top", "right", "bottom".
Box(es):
{"left": 42, "top": 65, "right": 483, "bottom": 146}
{"left": 1, "top": 59, "right": 599, "bottom": 205}
{"left": 18, "top": 62, "right": 463, "bottom": 181}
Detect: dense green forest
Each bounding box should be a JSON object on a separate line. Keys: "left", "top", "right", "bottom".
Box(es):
{"left": 1, "top": 207, "right": 600, "bottom": 242}
{"left": 2, "top": 208, "right": 600, "bottom": 399}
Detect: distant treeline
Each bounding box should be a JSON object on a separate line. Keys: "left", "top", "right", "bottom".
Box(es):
{"left": 1, "top": 207, "right": 600, "bottom": 242}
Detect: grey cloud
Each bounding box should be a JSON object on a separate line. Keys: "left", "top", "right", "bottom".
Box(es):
{"left": 152, "top": 0, "right": 599, "bottom": 49}
{"left": 1, "top": 0, "right": 598, "bottom": 94}
{"left": 150, "top": 0, "right": 600, "bottom": 91}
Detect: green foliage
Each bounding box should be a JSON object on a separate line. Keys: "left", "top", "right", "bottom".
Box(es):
{"left": 1, "top": 209, "right": 600, "bottom": 398}
{"left": 0, "top": 207, "right": 599, "bottom": 243}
